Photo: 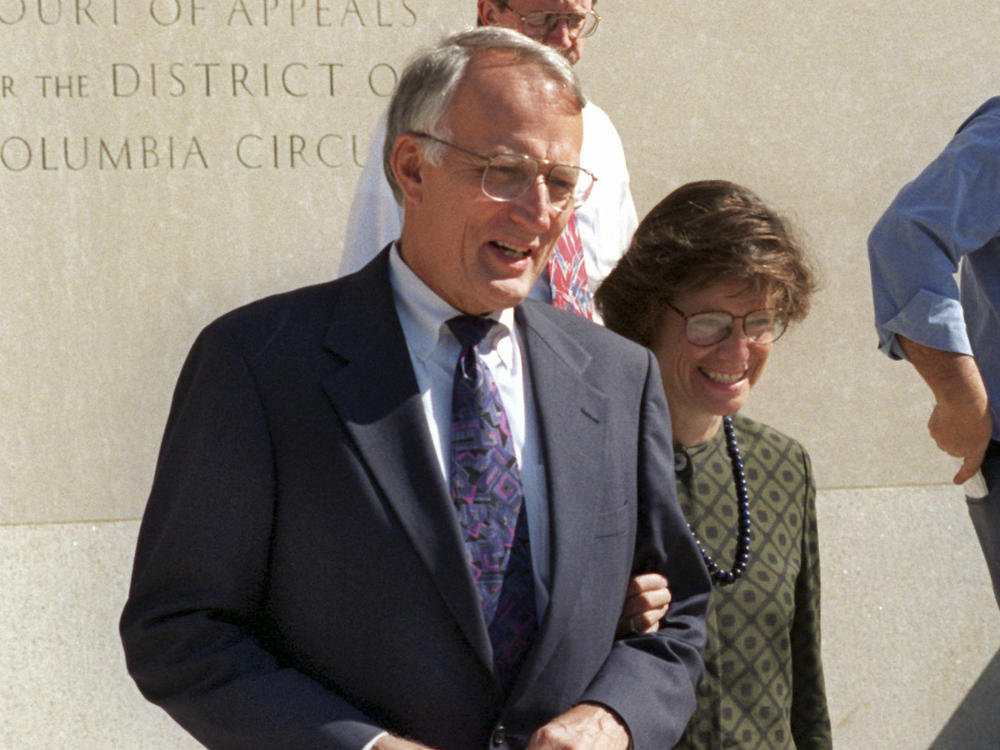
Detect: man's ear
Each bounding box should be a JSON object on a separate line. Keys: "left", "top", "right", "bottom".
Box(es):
{"left": 390, "top": 133, "right": 426, "bottom": 206}
{"left": 478, "top": 0, "right": 499, "bottom": 26}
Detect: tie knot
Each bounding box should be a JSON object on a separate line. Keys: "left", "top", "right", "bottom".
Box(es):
{"left": 447, "top": 315, "right": 496, "bottom": 350}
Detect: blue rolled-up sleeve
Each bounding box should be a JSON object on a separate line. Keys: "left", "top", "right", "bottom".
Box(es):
{"left": 868, "top": 97, "right": 1000, "bottom": 361}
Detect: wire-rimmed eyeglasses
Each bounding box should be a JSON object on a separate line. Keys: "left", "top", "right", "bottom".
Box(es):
{"left": 665, "top": 300, "right": 789, "bottom": 347}
{"left": 413, "top": 132, "right": 596, "bottom": 210}
{"left": 501, "top": 5, "right": 600, "bottom": 40}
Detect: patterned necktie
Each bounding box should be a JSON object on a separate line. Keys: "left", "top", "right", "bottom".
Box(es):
{"left": 446, "top": 315, "right": 538, "bottom": 692}
{"left": 547, "top": 213, "right": 594, "bottom": 319}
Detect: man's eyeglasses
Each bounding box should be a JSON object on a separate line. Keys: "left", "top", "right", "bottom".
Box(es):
{"left": 665, "top": 300, "right": 789, "bottom": 347}
{"left": 413, "top": 132, "right": 596, "bottom": 210}
{"left": 501, "top": 5, "right": 600, "bottom": 40}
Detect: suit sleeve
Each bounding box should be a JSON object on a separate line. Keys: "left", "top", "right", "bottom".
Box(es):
{"left": 120, "top": 323, "right": 384, "bottom": 750}
{"left": 579, "top": 351, "right": 711, "bottom": 750}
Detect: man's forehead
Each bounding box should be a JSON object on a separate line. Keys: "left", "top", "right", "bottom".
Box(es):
{"left": 445, "top": 60, "right": 582, "bottom": 152}
{"left": 454, "top": 54, "right": 580, "bottom": 117}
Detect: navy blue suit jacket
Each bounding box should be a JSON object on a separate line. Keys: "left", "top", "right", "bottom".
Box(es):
{"left": 120, "top": 248, "right": 710, "bottom": 749}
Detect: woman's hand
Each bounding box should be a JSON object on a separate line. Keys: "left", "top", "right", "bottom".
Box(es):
{"left": 615, "top": 572, "right": 671, "bottom": 636}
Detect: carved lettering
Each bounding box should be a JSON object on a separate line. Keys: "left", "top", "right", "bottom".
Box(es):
{"left": 367, "top": 62, "right": 396, "bottom": 97}
{"left": 110, "top": 62, "right": 343, "bottom": 98}
{"left": 222, "top": 0, "right": 421, "bottom": 28}
{"left": 235, "top": 132, "right": 364, "bottom": 169}
{"left": 5, "top": 0, "right": 425, "bottom": 182}
{"left": 0, "top": 135, "right": 208, "bottom": 171}
{"left": 147, "top": 0, "right": 206, "bottom": 26}
{"left": 0, "top": 0, "right": 119, "bottom": 24}
{"left": 34, "top": 74, "right": 90, "bottom": 98}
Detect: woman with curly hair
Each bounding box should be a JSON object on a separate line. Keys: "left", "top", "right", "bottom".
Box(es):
{"left": 596, "top": 180, "right": 832, "bottom": 749}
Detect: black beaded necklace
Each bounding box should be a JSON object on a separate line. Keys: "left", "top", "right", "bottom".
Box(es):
{"left": 681, "top": 416, "right": 751, "bottom": 586}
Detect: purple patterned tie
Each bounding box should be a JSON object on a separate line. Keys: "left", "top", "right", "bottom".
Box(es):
{"left": 447, "top": 315, "right": 537, "bottom": 692}
{"left": 547, "top": 213, "right": 594, "bottom": 319}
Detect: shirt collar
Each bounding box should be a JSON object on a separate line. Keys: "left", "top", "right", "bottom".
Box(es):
{"left": 388, "top": 243, "right": 517, "bottom": 366}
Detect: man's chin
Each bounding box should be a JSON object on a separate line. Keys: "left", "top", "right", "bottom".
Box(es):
{"left": 475, "top": 278, "right": 537, "bottom": 313}
{"left": 556, "top": 46, "right": 581, "bottom": 66}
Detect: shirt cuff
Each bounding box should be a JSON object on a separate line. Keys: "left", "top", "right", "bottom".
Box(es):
{"left": 878, "top": 288, "right": 973, "bottom": 360}
{"left": 361, "top": 731, "right": 388, "bottom": 750}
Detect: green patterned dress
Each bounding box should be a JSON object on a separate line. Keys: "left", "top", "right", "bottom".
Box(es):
{"left": 673, "top": 414, "right": 832, "bottom": 750}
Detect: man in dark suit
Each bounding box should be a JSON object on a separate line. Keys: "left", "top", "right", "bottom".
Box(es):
{"left": 121, "top": 27, "right": 710, "bottom": 750}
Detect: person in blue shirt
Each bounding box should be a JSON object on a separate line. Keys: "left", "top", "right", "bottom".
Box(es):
{"left": 868, "top": 96, "right": 1000, "bottom": 608}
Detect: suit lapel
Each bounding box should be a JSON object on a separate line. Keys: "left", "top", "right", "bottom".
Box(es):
{"left": 511, "top": 305, "right": 609, "bottom": 693}
{"left": 317, "top": 272, "right": 612, "bottom": 694}
{"left": 317, "top": 249, "right": 493, "bottom": 670}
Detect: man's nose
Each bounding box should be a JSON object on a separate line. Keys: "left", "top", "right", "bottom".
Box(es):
{"left": 511, "top": 177, "right": 557, "bottom": 229}
{"left": 545, "top": 20, "right": 576, "bottom": 49}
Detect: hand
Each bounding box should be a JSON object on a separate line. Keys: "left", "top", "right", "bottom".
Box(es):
{"left": 616, "top": 572, "right": 670, "bottom": 637}
{"left": 526, "top": 703, "right": 630, "bottom": 750}
{"left": 897, "top": 337, "right": 993, "bottom": 484}
{"left": 928, "top": 399, "right": 992, "bottom": 484}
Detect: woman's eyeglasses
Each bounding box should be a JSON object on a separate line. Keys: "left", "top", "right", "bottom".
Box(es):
{"left": 665, "top": 300, "right": 789, "bottom": 347}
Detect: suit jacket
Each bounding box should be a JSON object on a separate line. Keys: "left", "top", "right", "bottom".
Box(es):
{"left": 120, "top": 248, "right": 711, "bottom": 750}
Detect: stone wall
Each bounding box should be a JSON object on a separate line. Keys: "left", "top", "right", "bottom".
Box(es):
{"left": 3, "top": 1, "right": 998, "bottom": 746}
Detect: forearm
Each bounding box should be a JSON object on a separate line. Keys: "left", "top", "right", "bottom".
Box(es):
{"left": 900, "top": 336, "right": 987, "bottom": 403}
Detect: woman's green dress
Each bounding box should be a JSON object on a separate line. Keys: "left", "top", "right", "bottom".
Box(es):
{"left": 673, "top": 414, "right": 832, "bottom": 749}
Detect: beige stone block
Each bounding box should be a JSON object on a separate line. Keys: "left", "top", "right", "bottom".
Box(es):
{"left": 817, "top": 485, "right": 1000, "bottom": 748}
{"left": 0, "top": 520, "right": 200, "bottom": 749}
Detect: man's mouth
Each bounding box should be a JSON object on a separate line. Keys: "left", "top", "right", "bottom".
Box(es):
{"left": 493, "top": 241, "right": 531, "bottom": 260}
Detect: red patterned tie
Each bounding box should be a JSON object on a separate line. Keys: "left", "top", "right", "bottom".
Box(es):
{"left": 447, "top": 315, "right": 537, "bottom": 692}
{"left": 547, "top": 213, "right": 594, "bottom": 319}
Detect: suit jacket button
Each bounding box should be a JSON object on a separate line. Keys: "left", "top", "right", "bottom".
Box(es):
{"left": 490, "top": 723, "right": 506, "bottom": 746}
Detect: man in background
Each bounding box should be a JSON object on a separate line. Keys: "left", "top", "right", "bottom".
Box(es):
{"left": 340, "top": 0, "right": 636, "bottom": 321}
{"left": 868, "top": 96, "right": 1000, "bottom": 608}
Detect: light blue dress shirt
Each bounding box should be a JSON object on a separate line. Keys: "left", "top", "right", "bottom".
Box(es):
{"left": 868, "top": 96, "right": 1000, "bottom": 440}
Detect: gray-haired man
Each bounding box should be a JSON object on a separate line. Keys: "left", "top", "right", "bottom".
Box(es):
{"left": 122, "top": 28, "right": 709, "bottom": 750}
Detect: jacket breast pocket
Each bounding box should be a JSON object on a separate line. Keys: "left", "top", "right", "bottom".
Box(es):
{"left": 594, "top": 501, "right": 631, "bottom": 538}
